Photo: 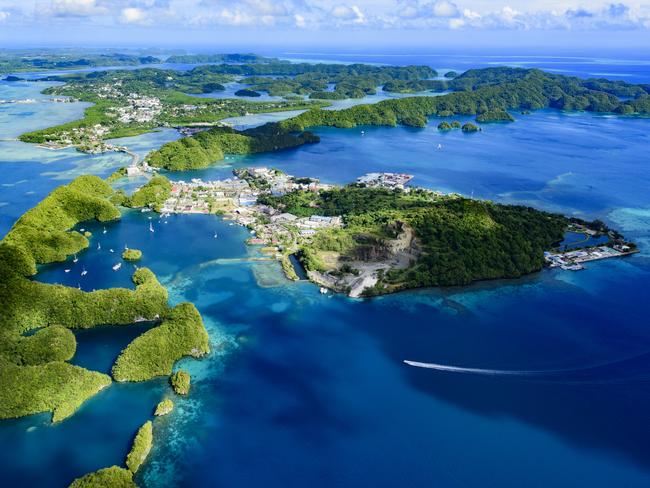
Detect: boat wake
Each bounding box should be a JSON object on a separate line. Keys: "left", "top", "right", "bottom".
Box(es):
{"left": 403, "top": 352, "right": 650, "bottom": 383}
{"left": 403, "top": 360, "right": 551, "bottom": 377}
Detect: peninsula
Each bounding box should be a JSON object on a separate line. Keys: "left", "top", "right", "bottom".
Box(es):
{"left": 135, "top": 169, "right": 636, "bottom": 298}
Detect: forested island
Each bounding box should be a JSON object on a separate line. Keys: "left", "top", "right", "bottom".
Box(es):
{"left": 142, "top": 66, "right": 650, "bottom": 171}
{"left": 0, "top": 51, "right": 162, "bottom": 73}
{"left": 0, "top": 175, "right": 210, "bottom": 486}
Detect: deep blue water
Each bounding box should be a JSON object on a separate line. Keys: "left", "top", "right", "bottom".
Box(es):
{"left": 1, "top": 51, "right": 650, "bottom": 487}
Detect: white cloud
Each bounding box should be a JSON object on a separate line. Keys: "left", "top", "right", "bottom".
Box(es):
{"left": 294, "top": 13, "right": 306, "bottom": 27}
{"left": 120, "top": 7, "right": 147, "bottom": 24}
{"left": 330, "top": 5, "right": 366, "bottom": 24}
{"left": 51, "top": 0, "right": 106, "bottom": 17}
{"left": 0, "top": 0, "right": 649, "bottom": 31}
{"left": 431, "top": 1, "right": 458, "bottom": 18}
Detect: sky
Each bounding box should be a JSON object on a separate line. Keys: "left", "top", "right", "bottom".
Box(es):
{"left": 0, "top": 0, "right": 649, "bottom": 49}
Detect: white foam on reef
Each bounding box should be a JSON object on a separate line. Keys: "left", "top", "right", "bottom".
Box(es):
{"left": 140, "top": 395, "right": 205, "bottom": 487}
{"left": 43, "top": 150, "right": 130, "bottom": 181}
{"left": 141, "top": 315, "right": 237, "bottom": 486}
{"left": 608, "top": 206, "right": 650, "bottom": 233}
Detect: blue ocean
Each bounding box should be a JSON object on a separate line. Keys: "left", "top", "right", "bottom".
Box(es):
{"left": 1, "top": 49, "right": 650, "bottom": 487}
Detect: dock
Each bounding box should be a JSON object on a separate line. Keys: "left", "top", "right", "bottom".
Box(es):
{"left": 545, "top": 245, "right": 639, "bottom": 271}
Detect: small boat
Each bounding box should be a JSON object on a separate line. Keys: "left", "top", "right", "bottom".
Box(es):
{"left": 164, "top": 220, "right": 168, "bottom": 224}
{"left": 64, "top": 269, "right": 71, "bottom": 273}
{"left": 149, "top": 222, "right": 155, "bottom": 233}
{"left": 73, "top": 255, "right": 78, "bottom": 263}
{"left": 81, "top": 267, "right": 88, "bottom": 276}
{"left": 437, "top": 143, "right": 443, "bottom": 150}
{"left": 112, "top": 263, "right": 122, "bottom": 271}
{"left": 361, "top": 130, "right": 365, "bottom": 135}
{"left": 319, "top": 287, "right": 328, "bottom": 294}
{"left": 213, "top": 232, "right": 218, "bottom": 238}
{"left": 97, "top": 243, "right": 101, "bottom": 250}
{"left": 109, "top": 248, "right": 114, "bottom": 253}
{"left": 79, "top": 228, "right": 85, "bottom": 232}
{"left": 102, "top": 227, "right": 107, "bottom": 234}
{"left": 141, "top": 208, "right": 151, "bottom": 213}
{"left": 124, "top": 244, "right": 129, "bottom": 250}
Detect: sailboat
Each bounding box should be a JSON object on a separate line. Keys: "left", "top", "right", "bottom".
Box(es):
{"left": 149, "top": 222, "right": 155, "bottom": 233}
{"left": 81, "top": 267, "right": 88, "bottom": 276}
{"left": 112, "top": 263, "right": 122, "bottom": 271}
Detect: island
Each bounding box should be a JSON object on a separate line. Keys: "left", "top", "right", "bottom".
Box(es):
{"left": 461, "top": 122, "right": 480, "bottom": 132}
{"left": 69, "top": 466, "right": 136, "bottom": 488}
{"left": 235, "top": 88, "right": 262, "bottom": 97}
{"left": 0, "top": 51, "right": 162, "bottom": 73}
{"left": 122, "top": 248, "right": 142, "bottom": 261}
{"left": 126, "top": 421, "right": 153, "bottom": 473}
{"left": 437, "top": 120, "right": 461, "bottom": 130}
{"left": 154, "top": 399, "right": 174, "bottom": 416}
{"left": 170, "top": 370, "right": 191, "bottom": 395}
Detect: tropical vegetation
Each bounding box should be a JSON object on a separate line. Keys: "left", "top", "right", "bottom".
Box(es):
{"left": 68, "top": 466, "right": 136, "bottom": 488}
{"left": 125, "top": 421, "right": 153, "bottom": 473}
{"left": 170, "top": 370, "right": 191, "bottom": 395}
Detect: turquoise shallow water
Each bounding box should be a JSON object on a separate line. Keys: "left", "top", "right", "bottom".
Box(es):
{"left": 1, "top": 57, "right": 650, "bottom": 487}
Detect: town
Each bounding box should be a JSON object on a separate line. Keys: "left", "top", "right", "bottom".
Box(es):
{"left": 156, "top": 169, "right": 410, "bottom": 286}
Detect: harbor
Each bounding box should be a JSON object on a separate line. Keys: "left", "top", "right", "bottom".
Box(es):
{"left": 545, "top": 244, "right": 638, "bottom": 271}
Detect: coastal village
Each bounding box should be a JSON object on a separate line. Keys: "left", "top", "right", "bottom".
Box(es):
{"left": 156, "top": 168, "right": 406, "bottom": 296}
{"left": 159, "top": 167, "right": 343, "bottom": 243}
